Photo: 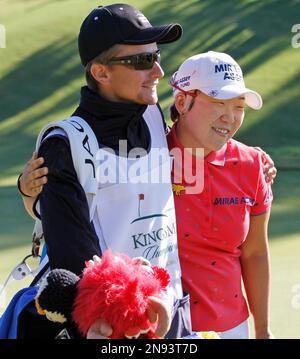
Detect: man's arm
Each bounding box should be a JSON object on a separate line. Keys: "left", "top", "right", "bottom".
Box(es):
{"left": 36, "top": 136, "right": 101, "bottom": 275}
{"left": 20, "top": 148, "right": 277, "bottom": 206}
{"left": 240, "top": 211, "right": 274, "bottom": 339}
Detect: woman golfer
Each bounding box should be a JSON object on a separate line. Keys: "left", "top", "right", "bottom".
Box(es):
{"left": 168, "top": 51, "right": 274, "bottom": 339}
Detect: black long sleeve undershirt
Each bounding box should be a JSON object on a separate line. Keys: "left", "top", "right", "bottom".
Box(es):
{"left": 38, "top": 136, "right": 101, "bottom": 276}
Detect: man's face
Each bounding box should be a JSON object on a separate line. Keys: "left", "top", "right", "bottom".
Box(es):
{"left": 102, "top": 43, "right": 164, "bottom": 105}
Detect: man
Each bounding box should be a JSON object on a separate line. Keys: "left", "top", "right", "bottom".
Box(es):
{"left": 14, "top": 4, "right": 190, "bottom": 339}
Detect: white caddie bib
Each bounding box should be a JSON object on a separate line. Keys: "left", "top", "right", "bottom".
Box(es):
{"left": 92, "top": 105, "right": 183, "bottom": 300}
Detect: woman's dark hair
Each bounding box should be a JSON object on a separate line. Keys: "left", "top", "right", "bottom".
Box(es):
{"left": 169, "top": 94, "right": 197, "bottom": 122}
{"left": 170, "top": 103, "right": 180, "bottom": 122}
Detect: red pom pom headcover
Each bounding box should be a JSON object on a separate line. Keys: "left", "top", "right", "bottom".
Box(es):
{"left": 72, "top": 250, "right": 170, "bottom": 339}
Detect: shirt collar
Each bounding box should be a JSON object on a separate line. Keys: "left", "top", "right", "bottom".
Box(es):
{"left": 205, "top": 143, "right": 227, "bottom": 166}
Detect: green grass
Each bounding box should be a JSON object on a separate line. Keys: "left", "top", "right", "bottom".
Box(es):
{"left": 0, "top": 0, "right": 300, "bottom": 338}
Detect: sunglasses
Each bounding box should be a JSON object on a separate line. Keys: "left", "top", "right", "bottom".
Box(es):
{"left": 107, "top": 50, "right": 161, "bottom": 70}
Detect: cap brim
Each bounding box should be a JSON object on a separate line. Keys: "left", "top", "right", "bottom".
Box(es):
{"left": 123, "top": 24, "right": 182, "bottom": 45}
{"left": 202, "top": 84, "right": 263, "bottom": 110}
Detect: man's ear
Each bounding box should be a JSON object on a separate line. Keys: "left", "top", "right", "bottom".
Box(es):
{"left": 90, "top": 63, "right": 110, "bottom": 86}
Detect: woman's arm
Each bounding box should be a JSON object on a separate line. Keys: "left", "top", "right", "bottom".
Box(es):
{"left": 253, "top": 147, "right": 277, "bottom": 184}
{"left": 240, "top": 211, "right": 274, "bottom": 339}
{"left": 18, "top": 152, "right": 48, "bottom": 219}
{"left": 20, "top": 196, "right": 37, "bottom": 220}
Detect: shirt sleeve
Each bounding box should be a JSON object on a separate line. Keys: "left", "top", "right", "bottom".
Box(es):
{"left": 250, "top": 153, "right": 273, "bottom": 216}
{"left": 38, "top": 135, "right": 101, "bottom": 275}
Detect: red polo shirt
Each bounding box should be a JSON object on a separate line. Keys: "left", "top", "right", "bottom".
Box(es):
{"left": 167, "top": 124, "right": 273, "bottom": 332}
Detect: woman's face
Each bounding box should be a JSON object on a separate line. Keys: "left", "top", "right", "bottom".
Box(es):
{"left": 176, "top": 92, "right": 245, "bottom": 156}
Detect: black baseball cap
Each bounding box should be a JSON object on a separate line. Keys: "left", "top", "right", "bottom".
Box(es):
{"left": 78, "top": 4, "right": 183, "bottom": 66}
